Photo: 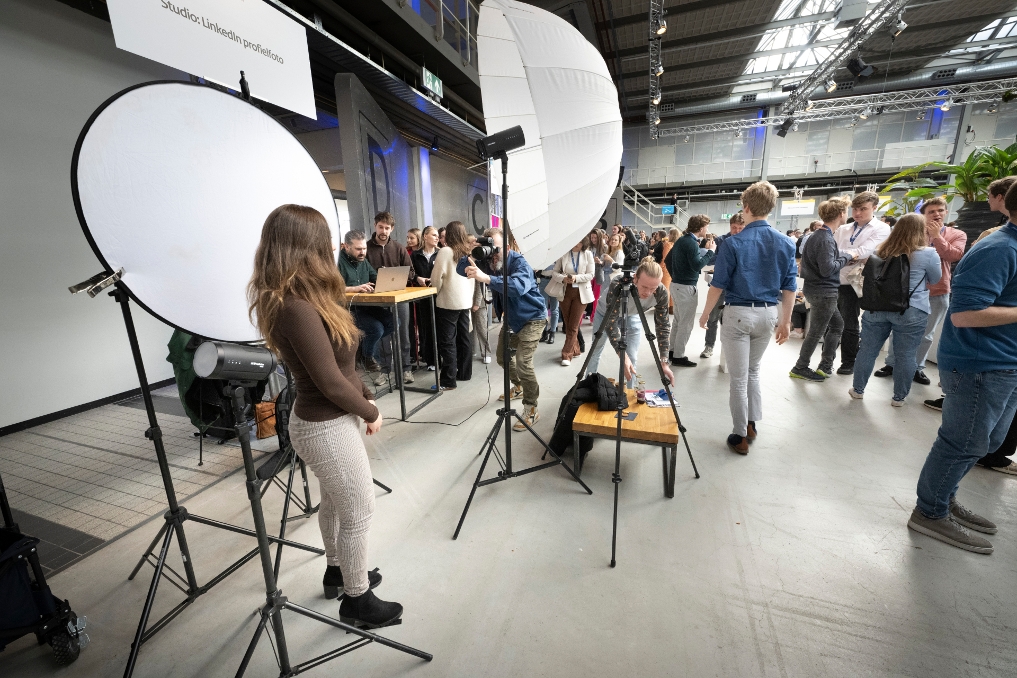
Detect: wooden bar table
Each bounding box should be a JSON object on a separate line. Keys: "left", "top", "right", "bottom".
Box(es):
{"left": 571, "top": 389, "right": 681, "bottom": 498}
{"left": 348, "top": 287, "right": 441, "bottom": 421}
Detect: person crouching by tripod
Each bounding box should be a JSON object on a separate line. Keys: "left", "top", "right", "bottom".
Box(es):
{"left": 463, "top": 230, "right": 547, "bottom": 431}
{"left": 585, "top": 258, "right": 675, "bottom": 389}
{"left": 248, "top": 204, "right": 400, "bottom": 629}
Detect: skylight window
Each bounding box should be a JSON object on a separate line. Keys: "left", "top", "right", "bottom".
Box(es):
{"left": 967, "top": 17, "right": 1017, "bottom": 42}
{"left": 742, "top": 0, "right": 850, "bottom": 86}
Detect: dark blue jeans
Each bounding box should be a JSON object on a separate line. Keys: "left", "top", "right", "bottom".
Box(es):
{"left": 916, "top": 369, "right": 1017, "bottom": 519}
{"left": 852, "top": 307, "right": 927, "bottom": 401}
{"left": 353, "top": 306, "right": 393, "bottom": 363}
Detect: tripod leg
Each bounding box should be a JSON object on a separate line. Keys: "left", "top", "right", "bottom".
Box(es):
{"left": 272, "top": 453, "right": 300, "bottom": 580}
{"left": 372, "top": 478, "right": 393, "bottom": 493}
{"left": 453, "top": 416, "right": 504, "bottom": 540}
{"left": 610, "top": 443, "right": 622, "bottom": 569}
{"left": 509, "top": 411, "right": 593, "bottom": 494}
{"left": 123, "top": 521, "right": 175, "bottom": 678}
{"left": 236, "top": 607, "right": 271, "bottom": 678}
{"left": 299, "top": 458, "right": 317, "bottom": 513}
{"left": 128, "top": 522, "right": 169, "bottom": 581}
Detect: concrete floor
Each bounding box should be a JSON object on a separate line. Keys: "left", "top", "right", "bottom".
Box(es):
{"left": 5, "top": 305, "right": 1017, "bottom": 677}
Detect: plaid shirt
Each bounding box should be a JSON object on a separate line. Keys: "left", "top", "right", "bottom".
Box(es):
{"left": 601, "top": 278, "right": 670, "bottom": 357}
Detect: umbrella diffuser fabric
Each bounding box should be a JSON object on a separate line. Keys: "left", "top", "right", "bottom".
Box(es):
{"left": 478, "top": 0, "right": 622, "bottom": 271}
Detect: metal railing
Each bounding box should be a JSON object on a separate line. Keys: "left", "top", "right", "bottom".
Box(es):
{"left": 620, "top": 181, "right": 690, "bottom": 229}
{"left": 419, "top": 0, "right": 479, "bottom": 68}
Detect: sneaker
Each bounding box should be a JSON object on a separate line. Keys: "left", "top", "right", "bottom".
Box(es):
{"left": 907, "top": 509, "right": 993, "bottom": 554}
{"left": 561, "top": 358, "right": 571, "bottom": 367}
{"left": 365, "top": 358, "right": 382, "bottom": 372}
{"left": 427, "top": 365, "right": 436, "bottom": 371}
{"left": 700, "top": 346, "right": 714, "bottom": 359}
{"left": 848, "top": 388, "right": 863, "bottom": 399}
{"left": 816, "top": 367, "right": 833, "bottom": 378}
{"left": 746, "top": 421, "right": 757, "bottom": 441}
{"left": 924, "top": 397, "right": 944, "bottom": 411}
{"left": 891, "top": 398, "right": 905, "bottom": 408}
{"left": 373, "top": 372, "right": 389, "bottom": 386}
{"left": 988, "top": 462, "right": 1017, "bottom": 476}
{"left": 914, "top": 370, "right": 931, "bottom": 385}
{"left": 513, "top": 405, "right": 539, "bottom": 432}
{"left": 789, "top": 366, "right": 825, "bottom": 382}
{"left": 430, "top": 384, "right": 455, "bottom": 391}
{"left": 836, "top": 364, "right": 854, "bottom": 375}
{"left": 949, "top": 498, "right": 997, "bottom": 534}
{"left": 874, "top": 365, "right": 893, "bottom": 378}
{"left": 403, "top": 370, "right": 414, "bottom": 384}
{"left": 727, "top": 434, "right": 749, "bottom": 455}
{"left": 670, "top": 356, "right": 697, "bottom": 367}
{"left": 790, "top": 328, "right": 804, "bottom": 339}
{"left": 498, "top": 385, "right": 524, "bottom": 401}
{"left": 483, "top": 356, "right": 492, "bottom": 364}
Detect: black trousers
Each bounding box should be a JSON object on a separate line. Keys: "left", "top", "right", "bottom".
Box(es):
{"left": 435, "top": 308, "right": 473, "bottom": 388}
{"left": 837, "top": 284, "right": 861, "bottom": 367}
{"left": 414, "top": 299, "right": 436, "bottom": 367}
{"left": 979, "top": 409, "right": 1017, "bottom": 467}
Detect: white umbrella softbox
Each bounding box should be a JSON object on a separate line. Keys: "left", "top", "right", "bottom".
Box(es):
{"left": 478, "top": 0, "right": 622, "bottom": 270}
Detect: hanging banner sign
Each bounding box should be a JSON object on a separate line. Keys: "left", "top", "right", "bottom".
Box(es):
{"left": 106, "top": 0, "right": 316, "bottom": 118}
{"left": 780, "top": 199, "right": 816, "bottom": 216}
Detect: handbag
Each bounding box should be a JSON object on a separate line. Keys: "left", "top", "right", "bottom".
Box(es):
{"left": 544, "top": 260, "right": 566, "bottom": 301}
{"left": 254, "top": 398, "right": 277, "bottom": 439}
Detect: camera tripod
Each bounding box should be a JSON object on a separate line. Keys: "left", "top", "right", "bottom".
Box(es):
{"left": 226, "top": 383, "right": 431, "bottom": 676}
{"left": 453, "top": 150, "right": 592, "bottom": 540}
{"left": 556, "top": 266, "right": 700, "bottom": 566}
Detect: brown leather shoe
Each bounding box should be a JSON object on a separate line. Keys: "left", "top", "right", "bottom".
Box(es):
{"left": 727, "top": 434, "right": 749, "bottom": 454}
{"left": 746, "top": 421, "right": 757, "bottom": 441}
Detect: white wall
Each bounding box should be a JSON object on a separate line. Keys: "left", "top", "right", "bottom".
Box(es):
{"left": 1, "top": 0, "right": 185, "bottom": 428}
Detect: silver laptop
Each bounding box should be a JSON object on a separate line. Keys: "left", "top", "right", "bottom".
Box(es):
{"left": 373, "top": 266, "right": 410, "bottom": 293}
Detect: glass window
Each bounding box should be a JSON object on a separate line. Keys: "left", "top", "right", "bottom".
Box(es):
{"left": 805, "top": 130, "right": 829, "bottom": 155}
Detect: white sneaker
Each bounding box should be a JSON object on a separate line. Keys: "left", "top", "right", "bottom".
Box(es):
{"left": 373, "top": 372, "right": 389, "bottom": 386}
{"left": 427, "top": 365, "right": 436, "bottom": 371}
{"left": 403, "top": 370, "right": 414, "bottom": 384}
{"left": 891, "top": 398, "right": 905, "bottom": 407}
{"left": 561, "top": 359, "right": 571, "bottom": 367}
{"left": 989, "top": 462, "right": 1017, "bottom": 476}
{"left": 700, "top": 346, "right": 714, "bottom": 358}
{"left": 483, "top": 356, "right": 492, "bottom": 364}
{"left": 513, "top": 405, "right": 539, "bottom": 431}
{"left": 848, "top": 388, "right": 863, "bottom": 399}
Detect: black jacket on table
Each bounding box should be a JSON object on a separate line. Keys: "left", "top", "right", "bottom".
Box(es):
{"left": 799, "top": 226, "right": 851, "bottom": 297}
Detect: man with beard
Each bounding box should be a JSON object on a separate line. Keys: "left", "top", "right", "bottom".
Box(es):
{"left": 463, "top": 230, "right": 547, "bottom": 430}
{"left": 366, "top": 211, "right": 415, "bottom": 385}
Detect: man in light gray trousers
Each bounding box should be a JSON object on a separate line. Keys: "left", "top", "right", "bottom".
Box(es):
{"left": 665, "top": 214, "right": 715, "bottom": 367}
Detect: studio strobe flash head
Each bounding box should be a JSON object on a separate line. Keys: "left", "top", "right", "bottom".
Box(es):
{"left": 476, "top": 125, "right": 526, "bottom": 160}
{"left": 193, "top": 341, "right": 277, "bottom": 382}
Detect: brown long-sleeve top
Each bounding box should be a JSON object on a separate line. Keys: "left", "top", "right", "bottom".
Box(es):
{"left": 270, "top": 296, "right": 379, "bottom": 423}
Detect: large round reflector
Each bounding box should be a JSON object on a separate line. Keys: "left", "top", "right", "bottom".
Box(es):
{"left": 71, "top": 81, "right": 338, "bottom": 342}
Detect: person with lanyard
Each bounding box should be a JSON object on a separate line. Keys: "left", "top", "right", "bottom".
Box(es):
{"left": 698, "top": 181, "right": 797, "bottom": 455}
{"left": 411, "top": 226, "right": 440, "bottom": 371}
{"left": 551, "top": 237, "right": 596, "bottom": 367}
{"left": 908, "top": 184, "right": 1017, "bottom": 554}
{"left": 873, "top": 197, "right": 966, "bottom": 385}
{"left": 832, "top": 191, "right": 892, "bottom": 375}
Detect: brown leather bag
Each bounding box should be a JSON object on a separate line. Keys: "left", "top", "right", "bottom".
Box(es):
{"left": 254, "top": 398, "right": 277, "bottom": 439}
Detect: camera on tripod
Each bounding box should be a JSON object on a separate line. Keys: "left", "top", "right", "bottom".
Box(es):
{"left": 471, "top": 236, "right": 500, "bottom": 264}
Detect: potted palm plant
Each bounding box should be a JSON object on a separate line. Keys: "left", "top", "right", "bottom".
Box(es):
{"left": 881, "top": 142, "right": 1017, "bottom": 243}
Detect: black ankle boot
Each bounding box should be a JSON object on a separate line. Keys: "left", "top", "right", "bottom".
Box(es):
{"left": 338, "top": 589, "right": 403, "bottom": 629}
{"left": 322, "top": 566, "right": 383, "bottom": 599}
{"left": 547, "top": 330, "right": 555, "bottom": 345}
{"left": 540, "top": 328, "right": 550, "bottom": 343}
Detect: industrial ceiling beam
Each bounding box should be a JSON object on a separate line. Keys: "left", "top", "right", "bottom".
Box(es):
{"left": 595, "top": 0, "right": 748, "bottom": 31}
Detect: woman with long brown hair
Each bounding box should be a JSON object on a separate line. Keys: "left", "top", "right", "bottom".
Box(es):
{"left": 248, "top": 204, "right": 401, "bottom": 629}
{"left": 849, "top": 212, "right": 942, "bottom": 406}
{"left": 551, "top": 235, "right": 596, "bottom": 366}
{"left": 588, "top": 228, "right": 609, "bottom": 320}
{"left": 430, "top": 220, "right": 476, "bottom": 388}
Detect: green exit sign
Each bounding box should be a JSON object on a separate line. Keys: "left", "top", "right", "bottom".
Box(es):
{"left": 422, "top": 67, "right": 443, "bottom": 98}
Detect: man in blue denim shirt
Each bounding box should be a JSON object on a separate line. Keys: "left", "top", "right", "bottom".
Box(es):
{"left": 699, "top": 181, "right": 797, "bottom": 454}
{"left": 908, "top": 188, "right": 1017, "bottom": 554}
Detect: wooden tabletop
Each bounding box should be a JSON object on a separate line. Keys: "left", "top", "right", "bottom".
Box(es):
{"left": 348, "top": 287, "right": 437, "bottom": 305}
{"left": 572, "top": 389, "right": 680, "bottom": 445}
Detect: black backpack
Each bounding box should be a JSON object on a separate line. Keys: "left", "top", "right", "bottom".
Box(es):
{"left": 860, "top": 253, "right": 926, "bottom": 313}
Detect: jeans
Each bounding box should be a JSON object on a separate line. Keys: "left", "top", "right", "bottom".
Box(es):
{"left": 435, "top": 308, "right": 472, "bottom": 388}
{"left": 916, "top": 369, "right": 1017, "bottom": 519}
{"left": 852, "top": 307, "right": 928, "bottom": 401}
{"left": 668, "top": 282, "right": 697, "bottom": 358}
{"left": 539, "top": 281, "right": 560, "bottom": 332}
{"left": 586, "top": 299, "right": 642, "bottom": 388}
{"left": 837, "top": 284, "right": 861, "bottom": 367}
{"left": 352, "top": 306, "right": 393, "bottom": 364}
{"left": 497, "top": 319, "right": 544, "bottom": 407}
{"left": 704, "top": 290, "right": 725, "bottom": 348}
{"left": 379, "top": 302, "right": 412, "bottom": 372}
{"left": 794, "top": 293, "right": 843, "bottom": 372}
{"left": 885, "top": 293, "right": 950, "bottom": 368}
{"left": 721, "top": 305, "right": 777, "bottom": 437}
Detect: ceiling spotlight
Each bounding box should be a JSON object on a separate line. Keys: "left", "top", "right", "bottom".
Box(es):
{"left": 683, "top": 135, "right": 690, "bottom": 143}
{"left": 791, "top": 121, "right": 800, "bottom": 132}
{"left": 735, "top": 129, "right": 743, "bottom": 138}
{"left": 917, "top": 110, "right": 926, "bottom": 121}
{"left": 988, "top": 101, "right": 999, "bottom": 114}
{"left": 805, "top": 99, "right": 815, "bottom": 111}
{"left": 825, "top": 79, "right": 837, "bottom": 93}
{"left": 654, "top": 62, "right": 664, "bottom": 77}
{"left": 848, "top": 116, "right": 859, "bottom": 128}
{"left": 940, "top": 97, "right": 953, "bottom": 112}
{"left": 776, "top": 117, "right": 795, "bottom": 138}
{"left": 652, "top": 18, "right": 667, "bottom": 36}
{"left": 431, "top": 135, "right": 439, "bottom": 152}
{"left": 651, "top": 91, "right": 661, "bottom": 106}
{"left": 859, "top": 106, "right": 871, "bottom": 120}
{"left": 647, "top": 112, "right": 660, "bottom": 126}
{"left": 847, "top": 57, "right": 875, "bottom": 80}
{"left": 889, "top": 15, "right": 907, "bottom": 38}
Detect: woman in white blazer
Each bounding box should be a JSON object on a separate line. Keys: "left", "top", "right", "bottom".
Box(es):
{"left": 552, "top": 236, "right": 596, "bottom": 366}
{"left": 429, "top": 221, "right": 476, "bottom": 389}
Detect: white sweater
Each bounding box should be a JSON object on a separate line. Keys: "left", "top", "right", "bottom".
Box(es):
{"left": 833, "top": 219, "right": 891, "bottom": 285}
{"left": 430, "top": 247, "right": 475, "bottom": 310}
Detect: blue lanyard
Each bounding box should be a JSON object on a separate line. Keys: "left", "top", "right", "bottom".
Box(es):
{"left": 849, "top": 222, "right": 866, "bottom": 245}
{"left": 570, "top": 250, "right": 580, "bottom": 272}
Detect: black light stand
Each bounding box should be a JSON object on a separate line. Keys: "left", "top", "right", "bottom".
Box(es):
{"left": 89, "top": 283, "right": 326, "bottom": 678}
{"left": 554, "top": 266, "right": 700, "bottom": 566}
{"left": 226, "top": 384, "right": 432, "bottom": 676}
{"left": 453, "top": 145, "right": 592, "bottom": 541}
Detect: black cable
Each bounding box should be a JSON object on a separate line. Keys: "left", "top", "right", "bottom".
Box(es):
{"left": 394, "top": 352, "right": 493, "bottom": 427}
